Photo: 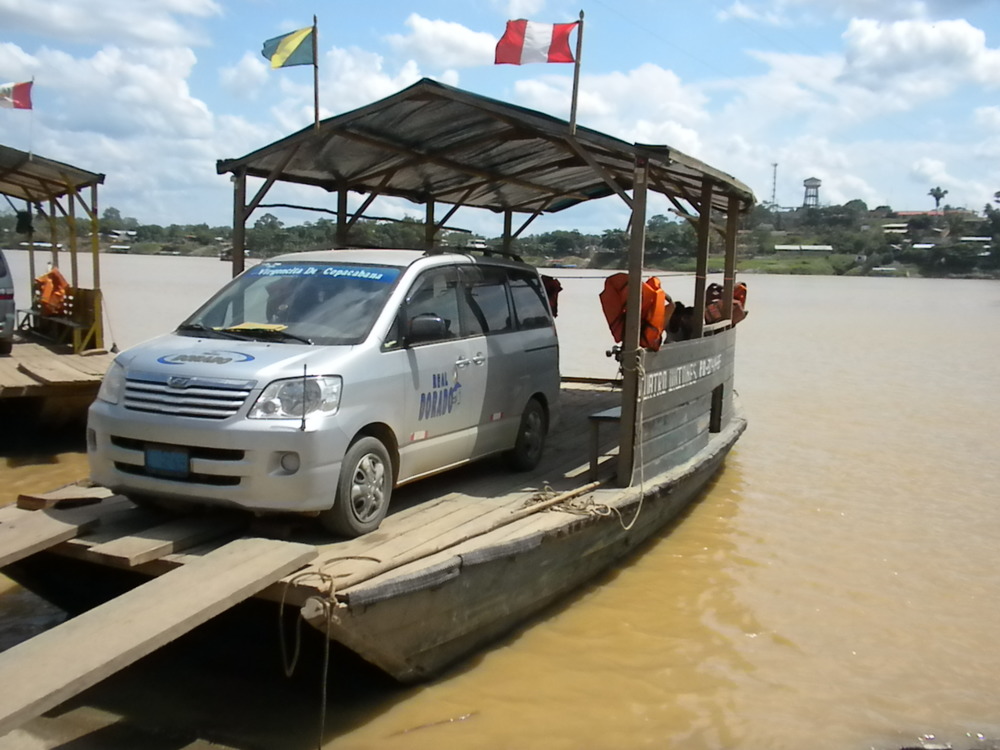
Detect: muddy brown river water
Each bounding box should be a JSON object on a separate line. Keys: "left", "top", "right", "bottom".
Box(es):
{"left": 0, "top": 252, "right": 998, "bottom": 750}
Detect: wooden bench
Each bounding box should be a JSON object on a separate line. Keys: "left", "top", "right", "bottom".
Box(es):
{"left": 18, "top": 307, "right": 88, "bottom": 347}
{"left": 588, "top": 406, "right": 621, "bottom": 481}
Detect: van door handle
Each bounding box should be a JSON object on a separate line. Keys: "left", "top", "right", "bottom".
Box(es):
{"left": 471, "top": 353, "right": 485, "bottom": 365}
{"left": 455, "top": 356, "right": 471, "bottom": 368}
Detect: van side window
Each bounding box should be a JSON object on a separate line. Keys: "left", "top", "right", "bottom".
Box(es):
{"left": 509, "top": 270, "right": 552, "bottom": 329}
{"left": 461, "top": 266, "right": 512, "bottom": 335}
{"left": 404, "top": 266, "right": 461, "bottom": 343}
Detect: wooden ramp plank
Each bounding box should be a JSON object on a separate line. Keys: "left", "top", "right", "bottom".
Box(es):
{"left": 0, "top": 537, "right": 316, "bottom": 737}
{"left": 0, "top": 498, "right": 132, "bottom": 568}
{"left": 86, "top": 515, "right": 245, "bottom": 566}
{"left": 16, "top": 483, "right": 115, "bottom": 511}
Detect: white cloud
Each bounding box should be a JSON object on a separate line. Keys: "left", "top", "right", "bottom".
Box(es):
{"left": 493, "top": 0, "right": 547, "bottom": 19}
{"left": 910, "top": 156, "right": 953, "bottom": 186}
{"left": 0, "top": 0, "right": 221, "bottom": 46}
{"left": 716, "top": 2, "right": 786, "bottom": 25}
{"left": 220, "top": 52, "right": 269, "bottom": 99}
{"left": 974, "top": 105, "right": 1000, "bottom": 130}
{"left": 385, "top": 14, "right": 496, "bottom": 69}
{"left": 840, "top": 18, "right": 1000, "bottom": 94}
{"left": 717, "top": 0, "right": 992, "bottom": 23}
{"left": 512, "top": 63, "right": 709, "bottom": 153}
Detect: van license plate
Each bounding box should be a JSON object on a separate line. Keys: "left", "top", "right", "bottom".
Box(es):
{"left": 145, "top": 446, "right": 190, "bottom": 478}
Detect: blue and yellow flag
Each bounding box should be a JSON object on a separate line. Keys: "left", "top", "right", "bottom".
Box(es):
{"left": 261, "top": 26, "right": 315, "bottom": 69}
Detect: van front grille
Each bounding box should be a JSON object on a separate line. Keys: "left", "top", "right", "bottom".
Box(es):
{"left": 123, "top": 373, "right": 256, "bottom": 420}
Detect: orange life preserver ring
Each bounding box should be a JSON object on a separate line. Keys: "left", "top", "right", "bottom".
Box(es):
{"left": 36, "top": 267, "right": 70, "bottom": 316}
{"left": 599, "top": 273, "right": 672, "bottom": 351}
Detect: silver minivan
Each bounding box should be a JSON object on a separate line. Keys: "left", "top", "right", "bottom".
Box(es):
{"left": 87, "top": 249, "right": 560, "bottom": 536}
{"left": 0, "top": 250, "right": 14, "bottom": 356}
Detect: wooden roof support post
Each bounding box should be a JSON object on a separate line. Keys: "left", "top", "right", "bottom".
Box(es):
{"left": 336, "top": 187, "right": 348, "bottom": 247}
{"left": 47, "top": 199, "right": 58, "bottom": 270}
{"left": 424, "top": 200, "right": 435, "bottom": 250}
{"left": 692, "top": 177, "right": 713, "bottom": 338}
{"left": 231, "top": 168, "right": 247, "bottom": 278}
{"left": 90, "top": 183, "right": 104, "bottom": 349}
{"left": 67, "top": 191, "right": 79, "bottom": 288}
{"left": 617, "top": 156, "right": 649, "bottom": 487}
{"left": 722, "top": 194, "right": 739, "bottom": 321}
{"left": 502, "top": 210, "right": 513, "bottom": 255}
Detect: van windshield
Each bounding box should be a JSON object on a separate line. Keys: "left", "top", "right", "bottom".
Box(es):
{"left": 180, "top": 262, "right": 401, "bottom": 346}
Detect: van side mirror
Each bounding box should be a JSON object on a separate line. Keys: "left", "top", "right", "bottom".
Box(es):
{"left": 406, "top": 313, "right": 448, "bottom": 345}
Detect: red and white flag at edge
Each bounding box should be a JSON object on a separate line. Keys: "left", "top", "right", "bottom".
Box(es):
{"left": 0, "top": 81, "right": 32, "bottom": 109}
{"left": 495, "top": 20, "right": 578, "bottom": 65}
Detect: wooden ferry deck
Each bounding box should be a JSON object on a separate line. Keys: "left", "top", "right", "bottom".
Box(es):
{"left": 0, "top": 338, "right": 114, "bottom": 401}
{"left": 7, "top": 381, "right": 625, "bottom": 597}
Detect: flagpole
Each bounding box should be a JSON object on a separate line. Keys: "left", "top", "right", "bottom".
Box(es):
{"left": 29, "top": 76, "right": 35, "bottom": 156}
{"left": 312, "top": 15, "right": 319, "bottom": 129}
{"left": 569, "top": 10, "right": 584, "bottom": 136}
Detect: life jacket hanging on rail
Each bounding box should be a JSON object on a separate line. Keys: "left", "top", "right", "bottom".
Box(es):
{"left": 35, "top": 267, "right": 70, "bottom": 316}
{"left": 541, "top": 275, "right": 563, "bottom": 317}
{"left": 704, "top": 281, "right": 748, "bottom": 325}
{"left": 599, "top": 272, "right": 674, "bottom": 351}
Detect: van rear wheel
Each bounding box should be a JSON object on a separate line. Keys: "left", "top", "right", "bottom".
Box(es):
{"left": 320, "top": 436, "right": 392, "bottom": 538}
{"left": 505, "top": 398, "right": 547, "bottom": 472}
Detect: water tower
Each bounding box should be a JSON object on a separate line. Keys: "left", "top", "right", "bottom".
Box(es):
{"left": 803, "top": 177, "right": 821, "bottom": 208}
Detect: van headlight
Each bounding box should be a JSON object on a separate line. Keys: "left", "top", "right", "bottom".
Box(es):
{"left": 96, "top": 361, "right": 126, "bottom": 404}
{"left": 248, "top": 375, "right": 342, "bottom": 419}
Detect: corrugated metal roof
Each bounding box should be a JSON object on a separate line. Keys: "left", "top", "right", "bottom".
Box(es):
{"left": 217, "top": 78, "right": 754, "bottom": 217}
{"left": 0, "top": 145, "right": 105, "bottom": 204}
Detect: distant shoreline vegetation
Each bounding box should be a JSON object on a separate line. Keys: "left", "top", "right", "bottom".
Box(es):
{"left": 2, "top": 200, "right": 998, "bottom": 279}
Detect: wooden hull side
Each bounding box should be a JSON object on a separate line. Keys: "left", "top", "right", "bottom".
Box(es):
{"left": 633, "top": 328, "right": 736, "bottom": 484}
{"left": 303, "top": 409, "right": 747, "bottom": 682}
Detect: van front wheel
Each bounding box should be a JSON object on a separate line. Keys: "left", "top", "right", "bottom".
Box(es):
{"left": 505, "top": 398, "right": 547, "bottom": 471}
{"left": 320, "top": 437, "right": 392, "bottom": 537}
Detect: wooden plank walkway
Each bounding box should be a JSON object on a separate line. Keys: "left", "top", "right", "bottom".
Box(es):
{"left": 0, "top": 537, "right": 316, "bottom": 736}
{"left": 0, "top": 498, "right": 133, "bottom": 568}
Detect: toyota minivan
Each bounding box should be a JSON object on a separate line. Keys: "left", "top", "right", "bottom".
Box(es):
{"left": 87, "top": 249, "right": 560, "bottom": 537}
{"left": 0, "top": 250, "right": 15, "bottom": 356}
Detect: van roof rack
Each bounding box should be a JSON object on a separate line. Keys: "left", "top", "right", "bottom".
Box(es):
{"left": 424, "top": 246, "right": 525, "bottom": 263}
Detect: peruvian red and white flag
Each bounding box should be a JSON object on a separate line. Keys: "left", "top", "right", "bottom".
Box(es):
{"left": 0, "top": 81, "right": 32, "bottom": 110}
{"left": 495, "top": 20, "right": 578, "bottom": 65}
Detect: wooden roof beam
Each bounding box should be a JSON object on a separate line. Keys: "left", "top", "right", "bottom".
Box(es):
{"left": 330, "top": 128, "right": 590, "bottom": 203}
{"left": 563, "top": 137, "right": 633, "bottom": 209}
{"left": 245, "top": 143, "right": 303, "bottom": 217}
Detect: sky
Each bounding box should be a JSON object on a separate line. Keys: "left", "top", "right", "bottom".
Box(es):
{"left": 2, "top": 0, "right": 1000, "bottom": 237}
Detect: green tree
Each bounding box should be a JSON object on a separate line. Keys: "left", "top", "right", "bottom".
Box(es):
{"left": 101, "top": 206, "right": 123, "bottom": 231}
{"left": 928, "top": 186, "right": 948, "bottom": 212}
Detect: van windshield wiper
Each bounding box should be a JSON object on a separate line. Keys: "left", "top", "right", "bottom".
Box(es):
{"left": 176, "top": 323, "right": 250, "bottom": 340}
{"left": 221, "top": 325, "right": 313, "bottom": 345}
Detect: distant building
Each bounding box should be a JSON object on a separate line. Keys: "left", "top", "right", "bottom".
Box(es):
{"left": 774, "top": 244, "right": 834, "bottom": 253}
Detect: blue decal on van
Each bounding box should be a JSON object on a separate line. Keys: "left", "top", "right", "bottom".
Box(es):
{"left": 418, "top": 373, "right": 462, "bottom": 420}
{"left": 157, "top": 350, "right": 255, "bottom": 365}
{"left": 249, "top": 263, "right": 399, "bottom": 283}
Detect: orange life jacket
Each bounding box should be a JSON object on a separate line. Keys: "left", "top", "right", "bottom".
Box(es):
{"left": 541, "top": 275, "right": 563, "bottom": 317}
{"left": 36, "top": 267, "right": 70, "bottom": 316}
{"left": 705, "top": 281, "right": 749, "bottom": 325}
{"left": 599, "top": 273, "right": 671, "bottom": 351}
